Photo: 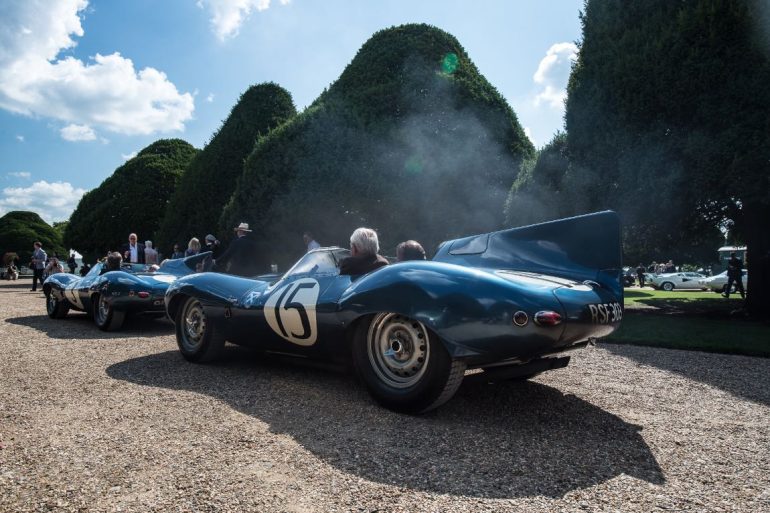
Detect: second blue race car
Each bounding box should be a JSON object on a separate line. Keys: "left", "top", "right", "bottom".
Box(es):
{"left": 44, "top": 252, "right": 210, "bottom": 331}
{"left": 165, "top": 211, "right": 623, "bottom": 413}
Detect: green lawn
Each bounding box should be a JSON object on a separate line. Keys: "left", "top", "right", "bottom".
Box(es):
{"left": 603, "top": 287, "right": 770, "bottom": 357}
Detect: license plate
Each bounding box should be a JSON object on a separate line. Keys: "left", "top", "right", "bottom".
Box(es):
{"left": 588, "top": 302, "right": 623, "bottom": 324}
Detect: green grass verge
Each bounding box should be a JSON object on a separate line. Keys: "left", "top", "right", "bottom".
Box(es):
{"left": 605, "top": 288, "right": 769, "bottom": 357}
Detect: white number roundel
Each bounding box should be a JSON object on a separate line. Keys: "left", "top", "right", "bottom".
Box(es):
{"left": 264, "top": 278, "right": 320, "bottom": 346}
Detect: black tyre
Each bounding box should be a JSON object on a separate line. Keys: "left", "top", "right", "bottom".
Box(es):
{"left": 93, "top": 294, "right": 125, "bottom": 331}
{"left": 175, "top": 296, "right": 225, "bottom": 363}
{"left": 662, "top": 282, "right": 675, "bottom": 291}
{"left": 352, "top": 313, "right": 466, "bottom": 414}
{"left": 46, "top": 293, "right": 69, "bottom": 319}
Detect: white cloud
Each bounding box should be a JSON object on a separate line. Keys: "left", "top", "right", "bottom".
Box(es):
{"left": 533, "top": 42, "right": 578, "bottom": 109}
{"left": 60, "top": 123, "right": 96, "bottom": 141}
{"left": 16, "top": 135, "right": 24, "bottom": 142}
{"left": 198, "top": 0, "right": 290, "bottom": 40}
{"left": 206, "top": 93, "right": 215, "bottom": 103}
{"left": 0, "top": 1, "right": 194, "bottom": 135}
{"left": 0, "top": 180, "right": 87, "bottom": 222}
{"left": 523, "top": 127, "right": 535, "bottom": 147}
{"left": 7, "top": 171, "right": 31, "bottom": 179}
{"left": 121, "top": 151, "right": 138, "bottom": 161}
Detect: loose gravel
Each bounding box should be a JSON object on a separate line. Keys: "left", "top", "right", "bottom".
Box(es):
{"left": 1, "top": 281, "right": 768, "bottom": 512}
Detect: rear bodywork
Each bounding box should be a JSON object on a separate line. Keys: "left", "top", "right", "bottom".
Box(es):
{"left": 166, "top": 211, "right": 623, "bottom": 371}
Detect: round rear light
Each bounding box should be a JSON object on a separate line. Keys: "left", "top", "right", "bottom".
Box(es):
{"left": 513, "top": 311, "right": 529, "bottom": 327}
{"left": 534, "top": 310, "right": 562, "bottom": 326}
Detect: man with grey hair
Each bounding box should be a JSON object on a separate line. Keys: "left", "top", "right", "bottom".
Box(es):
{"left": 340, "top": 227, "right": 389, "bottom": 276}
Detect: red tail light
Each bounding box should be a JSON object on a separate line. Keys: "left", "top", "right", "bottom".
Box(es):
{"left": 534, "top": 310, "right": 562, "bottom": 326}
{"left": 137, "top": 291, "right": 150, "bottom": 298}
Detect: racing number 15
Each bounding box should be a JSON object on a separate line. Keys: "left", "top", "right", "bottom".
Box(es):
{"left": 265, "top": 278, "right": 320, "bottom": 347}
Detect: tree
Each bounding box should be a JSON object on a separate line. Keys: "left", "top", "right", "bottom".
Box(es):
{"left": 221, "top": 24, "right": 534, "bottom": 268}
{"left": 0, "top": 211, "right": 66, "bottom": 263}
{"left": 64, "top": 139, "right": 198, "bottom": 263}
{"left": 156, "top": 83, "right": 296, "bottom": 250}
{"left": 565, "top": 0, "right": 770, "bottom": 315}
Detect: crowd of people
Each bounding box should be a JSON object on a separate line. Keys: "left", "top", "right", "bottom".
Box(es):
{"left": 16, "top": 222, "right": 429, "bottom": 290}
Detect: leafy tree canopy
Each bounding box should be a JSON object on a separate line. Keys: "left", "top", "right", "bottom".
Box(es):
{"left": 0, "top": 211, "right": 66, "bottom": 263}
{"left": 222, "top": 24, "right": 534, "bottom": 268}
{"left": 156, "top": 83, "right": 296, "bottom": 251}
{"left": 64, "top": 139, "right": 198, "bottom": 263}
{"left": 562, "top": 0, "right": 770, "bottom": 316}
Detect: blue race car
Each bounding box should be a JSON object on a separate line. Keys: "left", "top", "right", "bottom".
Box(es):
{"left": 165, "top": 211, "right": 623, "bottom": 413}
{"left": 44, "top": 253, "right": 210, "bottom": 331}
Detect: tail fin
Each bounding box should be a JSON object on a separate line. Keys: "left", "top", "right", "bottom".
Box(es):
{"left": 432, "top": 211, "right": 623, "bottom": 298}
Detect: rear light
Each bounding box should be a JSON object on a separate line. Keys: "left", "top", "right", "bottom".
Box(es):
{"left": 534, "top": 310, "right": 562, "bottom": 326}
{"left": 137, "top": 291, "right": 150, "bottom": 298}
{"left": 512, "top": 311, "right": 529, "bottom": 327}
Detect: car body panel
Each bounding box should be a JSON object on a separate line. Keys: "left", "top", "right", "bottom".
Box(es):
{"left": 648, "top": 272, "right": 707, "bottom": 290}
{"left": 166, "top": 211, "right": 623, "bottom": 368}
{"left": 698, "top": 270, "right": 747, "bottom": 292}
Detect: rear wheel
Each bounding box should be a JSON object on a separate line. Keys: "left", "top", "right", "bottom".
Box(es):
{"left": 46, "top": 293, "right": 69, "bottom": 319}
{"left": 93, "top": 294, "right": 125, "bottom": 331}
{"left": 662, "top": 282, "right": 675, "bottom": 291}
{"left": 352, "top": 313, "right": 466, "bottom": 414}
{"left": 175, "top": 296, "right": 225, "bottom": 363}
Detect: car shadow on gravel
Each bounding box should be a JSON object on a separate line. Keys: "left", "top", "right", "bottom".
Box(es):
{"left": 604, "top": 343, "right": 770, "bottom": 406}
{"left": 6, "top": 313, "right": 173, "bottom": 339}
{"left": 107, "top": 347, "right": 665, "bottom": 498}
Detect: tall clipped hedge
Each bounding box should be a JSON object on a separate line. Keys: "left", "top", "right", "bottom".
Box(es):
{"left": 566, "top": 0, "right": 770, "bottom": 316}
{"left": 64, "top": 139, "right": 198, "bottom": 262}
{"left": 0, "top": 211, "right": 67, "bottom": 263}
{"left": 222, "top": 24, "right": 534, "bottom": 269}
{"left": 156, "top": 83, "right": 296, "bottom": 250}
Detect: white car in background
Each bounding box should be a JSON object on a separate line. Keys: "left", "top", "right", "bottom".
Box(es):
{"left": 698, "top": 270, "right": 748, "bottom": 293}
{"left": 648, "top": 272, "right": 707, "bottom": 291}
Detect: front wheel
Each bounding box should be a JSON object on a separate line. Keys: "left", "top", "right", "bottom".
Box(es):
{"left": 175, "top": 296, "right": 225, "bottom": 363}
{"left": 352, "top": 313, "right": 466, "bottom": 414}
{"left": 661, "top": 282, "right": 675, "bottom": 291}
{"left": 46, "top": 293, "right": 69, "bottom": 319}
{"left": 93, "top": 294, "right": 125, "bottom": 331}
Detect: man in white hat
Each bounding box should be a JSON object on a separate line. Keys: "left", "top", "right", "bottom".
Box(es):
{"left": 213, "top": 222, "right": 259, "bottom": 276}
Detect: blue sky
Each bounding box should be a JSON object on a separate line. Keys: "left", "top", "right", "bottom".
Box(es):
{"left": 0, "top": 0, "right": 583, "bottom": 223}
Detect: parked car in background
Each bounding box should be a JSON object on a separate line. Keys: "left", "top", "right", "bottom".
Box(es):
{"left": 648, "top": 272, "right": 707, "bottom": 291}
{"left": 698, "top": 270, "right": 748, "bottom": 293}
{"left": 621, "top": 267, "right": 636, "bottom": 287}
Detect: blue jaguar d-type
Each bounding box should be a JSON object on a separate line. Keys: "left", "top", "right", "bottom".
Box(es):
{"left": 165, "top": 211, "right": 623, "bottom": 413}
{"left": 43, "top": 253, "right": 209, "bottom": 331}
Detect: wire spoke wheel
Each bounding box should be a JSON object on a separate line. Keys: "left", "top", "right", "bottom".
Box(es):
{"left": 95, "top": 296, "right": 109, "bottom": 325}
{"left": 181, "top": 299, "right": 207, "bottom": 353}
{"left": 367, "top": 313, "right": 430, "bottom": 389}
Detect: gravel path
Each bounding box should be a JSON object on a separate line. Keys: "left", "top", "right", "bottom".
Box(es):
{"left": 1, "top": 281, "right": 768, "bottom": 512}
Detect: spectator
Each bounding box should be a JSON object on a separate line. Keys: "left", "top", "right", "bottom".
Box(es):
{"left": 636, "top": 263, "right": 646, "bottom": 288}
{"left": 723, "top": 251, "right": 746, "bottom": 299}
{"left": 6, "top": 263, "right": 18, "bottom": 280}
{"left": 664, "top": 260, "right": 676, "bottom": 273}
{"left": 171, "top": 244, "right": 185, "bottom": 259}
{"left": 79, "top": 262, "right": 91, "bottom": 277}
{"left": 66, "top": 252, "right": 77, "bottom": 274}
{"left": 121, "top": 233, "right": 146, "bottom": 264}
{"left": 144, "top": 241, "right": 159, "bottom": 265}
{"left": 340, "top": 227, "right": 389, "bottom": 276}
{"left": 213, "top": 222, "right": 260, "bottom": 277}
{"left": 203, "top": 234, "right": 221, "bottom": 259}
{"left": 396, "top": 240, "right": 426, "bottom": 262}
{"left": 185, "top": 238, "right": 201, "bottom": 257}
{"left": 303, "top": 231, "right": 321, "bottom": 253}
{"left": 45, "top": 256, "right": 64, "bottom": 275}
{"left": 30, "top": 241, "right": 47, "bottom": 291}
{"left": 101, "top": 252, "right": 123, "bottom": 274}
